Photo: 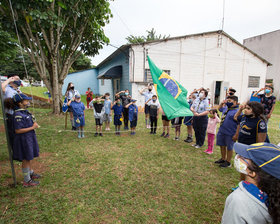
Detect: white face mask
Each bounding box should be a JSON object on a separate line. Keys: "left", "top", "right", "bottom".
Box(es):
{"left": 199, "top": 93, "right": 204, "bottom": 99}
{"left": 234, "top": 155, "right": 248, "bottom": 175}
{"left": 106, "top": 97, "right": 109, "bottom": 100}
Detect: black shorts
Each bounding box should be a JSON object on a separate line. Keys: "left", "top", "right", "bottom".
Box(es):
{"left": 144, "top": 105, "right": 150, "bottom": 114}
{"left": 130, "top": 119, "right": 137, "bottom": 128}
{"left": 95, "top": 118, "right": 102, "bottom": 126}
{"left": 162, "top": 115, "right": 169, "bottom": 121}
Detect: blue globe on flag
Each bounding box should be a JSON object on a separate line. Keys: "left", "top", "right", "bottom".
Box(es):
{"left": 159, "top": 78, "right": 179, "bottom": 98}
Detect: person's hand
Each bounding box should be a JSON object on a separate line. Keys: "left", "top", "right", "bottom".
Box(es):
{"left": 239, "top": 104, "right": 245, "bottom": 110}
{"left": 8, "top": 76, "right": 17, "bottom": 83}
{"left": 193, "top": 112, "right": 199, "bottom": 116}
{"left": 267, "top": 114, "right": 271, "bottom": 119}
{"left": 33, "top": 122, "right": 39, "bottom": 129}
{"left": 260, "top": 87, "right": 265, "bottom": 91}
{"left": 232, "top": 134, "right": 238, "bottom": 142}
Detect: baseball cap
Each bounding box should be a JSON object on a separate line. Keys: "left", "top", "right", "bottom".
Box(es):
{"left": 75, "top": 94, "right": 81, "bottom": 98}
{"left": 233, "top": 142, "right": 280, "bottom": 179}
{"left": 13, "top": 93, "right": 32, "bottom": 103}
{"left": 131, "top": 99, "right": 137, "bottom": 102}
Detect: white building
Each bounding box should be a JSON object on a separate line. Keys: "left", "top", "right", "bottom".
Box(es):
{"left": 244, "top": 29, "right": 280, "bottom": 99}
{"left": 64, "top": 30, "right": 271, "bottom": 111}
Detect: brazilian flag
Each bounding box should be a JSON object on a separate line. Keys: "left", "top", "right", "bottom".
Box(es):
{"left": 147, "top": 56, "right": 193, "bottom": 120}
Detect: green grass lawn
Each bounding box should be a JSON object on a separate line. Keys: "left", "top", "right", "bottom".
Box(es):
{"left": 0, "top": 103, "right": 280, "bottom": 223}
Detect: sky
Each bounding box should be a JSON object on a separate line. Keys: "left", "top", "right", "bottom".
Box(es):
{"left": 90, "top": 0, "right": 280, "bottom": 66}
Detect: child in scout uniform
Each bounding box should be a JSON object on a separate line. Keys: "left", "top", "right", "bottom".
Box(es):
{"left": 10, "top": 93, "right": 41, "bottom": 187}
{"left": 234, "top": 101, "right": 267, "bottom": 145}
{"left": 67, "top": 94, "right": 86, "bottom": 138}
{"left": 222, "top": 142, "right": 280, "bottom": 224}
{"left": 111, "top": 98, "right": 124, "bottom": 135}
{"left": 125, "top": 99, "right": 138, "bottom": 135}
{"left": 215, "top": 95, "right": 239, "bottom": 168}
{"left": 90, "top": 95, "right": 105, "bottom": 137}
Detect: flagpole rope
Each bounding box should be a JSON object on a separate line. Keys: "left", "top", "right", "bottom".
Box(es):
{"left": 8, "top": 0, "right": 35, "bottom": 114}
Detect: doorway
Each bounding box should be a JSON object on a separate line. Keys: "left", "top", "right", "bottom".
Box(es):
{"left": 113, "top": 79, "right": 120, "bottom": 97}
{"left": 214, "top": 81, "right": 221, "bottom": 105}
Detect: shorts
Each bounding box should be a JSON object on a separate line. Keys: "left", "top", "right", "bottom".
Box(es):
{"left": 144, "top": 105, "right": 150, "bottom": 114}
{"left": 162, "top": 115, "right": 169, "bottom": 121}
{"left": 216, "top": 132, "right": 234, "bottom": 151}
{"left": 74, "top": 115, "right": 85, "bottom": 127}
{"left": 114, "top": 115, "right": 122, "bottom": 126}
{"left": 130, "top": 119, "right": 137, "bottom": 128}
{"left": 103, "top": 114, "right": 112, "bottom": 122}
{"left": 184, "top": 116, "right": 193, "bottom": 126}
{"left": 95, "top": 118, "right": 103, "bottom": 126}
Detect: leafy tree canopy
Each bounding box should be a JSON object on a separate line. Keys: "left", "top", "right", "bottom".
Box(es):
{"left": 0, "top": 0, "right": 112, "bottom": 113}
{"left": 126, "top": 28, "right": 170, "bottom": 44}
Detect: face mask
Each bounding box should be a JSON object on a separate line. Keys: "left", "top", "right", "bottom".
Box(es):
{"left": 117, "top": 102, "right": 121, "bottom": 105}
{"left": 234, "top": 155, "right": 248, "bottom": 175}
{"left": 70, "top": 86, "right": 74, "bottom": 90}
{"left": 14, "top": 80, "right": 22, "bottom": 86}
{"left": 125, "top": 92, "right": 129, "bottom": 96}
{"left": 199, "top": 93, "right": 204, "bottom": 99}
{"left": 208, "top": 114, "right": 214, "bottom": 118}
{"left": 75, "top": 99, "right": 81, "bottom": 103}
{"left": 265, "top": 89, "right": 271, "bottom": 94}
{"left": 97, "top": 100, "right": 101, "bottom": 104}
{"left": 226, "top": 102, "right": 234, "bottom": 108}
{"left": 148, "top": 89, "right": 152, "bottom": 92}
{"left": 105, "top": 97, "right": 109, "bottom": 100}
{"left": 152, "top": 99, "right": 156, "bottom": 102}
{"left": 229, "top": 92, "right": 234, "bottom": 96}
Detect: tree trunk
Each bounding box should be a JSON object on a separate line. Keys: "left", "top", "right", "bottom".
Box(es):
{"left": 52, "top": 55, "right": 61, "bottom": 114}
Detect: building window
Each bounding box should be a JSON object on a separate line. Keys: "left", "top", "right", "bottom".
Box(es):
{"left": 101, "top": 79, "right": 105, "bottom": 86}
{"left": 248, "top": 76, "right": 260, "bottom": 88}
{"left": 144, "top": 69, "right": 170, "bottom": 82}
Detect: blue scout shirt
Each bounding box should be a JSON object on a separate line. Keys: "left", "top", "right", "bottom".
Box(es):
{"left": 70, "top": 101, "right": 85, "bottom": 116}
{"left": 218, "top": 106, "right": 239, "bottom": 136}
{"left": 237, "top": 115, "right": 267, "bottom": 145}
{"left": 13, "top": 109, "right": 39, "bottom": 161}
{"left": 128, "top": 104, "right": 138, "bottom": 121}
{"left": 112, "top": 104, "right": 123, "bottom": 116}
{"left": 191, "top": 98, "right": 209, "bottom": 113}
{"left": 104, "top": 100, "right": 111, "bottom": 114}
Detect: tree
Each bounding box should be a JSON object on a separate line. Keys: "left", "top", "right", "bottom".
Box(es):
{"left": 71, "top": 54, "right": 92, "bottom": 72}
{"left": 1, "top": 0, "right": 112, "bottom": 114}
{"left": 0, "top": 24, "right": 18, "bottom": 65}
{"left": 126, "top": 28, "right": 170, "bottom": 44}
{"left": 0, "top": 49, "right": 40, "bottom": 80}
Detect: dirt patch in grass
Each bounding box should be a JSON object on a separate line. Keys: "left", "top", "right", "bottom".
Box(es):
{"left": 0, "top": 152, "right": 51, "bottom": 187}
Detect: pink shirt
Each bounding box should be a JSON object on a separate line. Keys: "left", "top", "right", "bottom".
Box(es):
{"left": 207, "top": 115, "right": 221, "bottom": 134}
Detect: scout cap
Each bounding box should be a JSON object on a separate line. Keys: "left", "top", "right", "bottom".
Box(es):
{"left": 13, "top": 93, "right": 32, "bottom": 103}
{"left": 234, "top": 142, "right": 280, "bottom": 179}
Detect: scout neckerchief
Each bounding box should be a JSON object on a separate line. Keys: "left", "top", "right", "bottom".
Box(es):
{"left": 220, "top": 105, "right": 238, "bottom": 126}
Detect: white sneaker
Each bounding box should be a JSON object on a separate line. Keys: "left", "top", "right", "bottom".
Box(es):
{"left": 192, "top": 144, "right": 197, "bottom": 147}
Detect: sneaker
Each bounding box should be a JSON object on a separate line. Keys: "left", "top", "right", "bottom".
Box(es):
{"left": 195, "top": 145, "right": 202, "bottom": 149}
{"left": 23, "top": 179, "right": 39, "bottom": 187}
{"left": 219, "top": 161, "right": 231, "bottom": 168}
{"left": 164, "top": 134, "right": 170, "bottom": 138}
{"left": 192, "top": 144, "right": 197, "bottom": 147}
{"left": 94, "top": 133, "right": 98, "bottom": 137}
{"left": 81, "top": 133, "right": 85, "bottom": 138}
{"left": 99, "top": 133, "right": 103, "bottom": 137}
{"left": 150, "top": 132, "right": 153, "bottom": 134}
{"left": 174, "top": 137, "right": 179, "bottom": 140}
{"left": 78, "top": 134, "right": 81, "bottom": 138}
{"left": 206, "top": 151, "right": 213, "bottom": 155}
{"left": 186, "top": 137, "right": 193, "bottom": 143}
{"left": 214, "top": 158, "right": 225, "bottom": 164}
{"left": 153, "top": 132, "right": 156, "bottom": 135}
{"left": 30, "top": 172, "right": 41, "bottom": 180}
{"left": 72, "top": 126, "right": 76, "bottom": 131}
{"left": 160, "top": 132, "right": 165, "bottom": 137}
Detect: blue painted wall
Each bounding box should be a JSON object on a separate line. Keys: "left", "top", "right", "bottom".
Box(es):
{"left": 62, "top": 69, "right": 99, "bottom": 95}
{"left": 98, "top": 49, "right": 131, "bottom": 100}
